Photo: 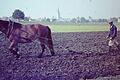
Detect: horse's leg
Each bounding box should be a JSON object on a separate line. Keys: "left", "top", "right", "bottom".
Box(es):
{"left": 38, "top": 43, "right": 45, "bottom": 58}
{"left": 9, "top": 40, "right": 20, "bottom": 58}
{"left": 47, "top": 40, "right": 55, "bottom": 56}
{"left": 47, "top": 34, "right": 55, "bottom": 56}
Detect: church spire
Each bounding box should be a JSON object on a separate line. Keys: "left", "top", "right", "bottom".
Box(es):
{"left": 58, "top": 8, "right": 61, "bottom": 19}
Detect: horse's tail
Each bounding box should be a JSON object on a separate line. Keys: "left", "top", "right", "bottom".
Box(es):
{"left": 38, "top": 25, "right": 55, "bottom": 55}
{"left": 46, "top": 26, "right": 55, "bottom": 54}
{"left": 47, "top": 26, "right": 53, "bottom": 46}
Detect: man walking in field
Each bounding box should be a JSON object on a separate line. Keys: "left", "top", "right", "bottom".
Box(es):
{"left": 107, "top": 20, "right": 120, "bottom": 52}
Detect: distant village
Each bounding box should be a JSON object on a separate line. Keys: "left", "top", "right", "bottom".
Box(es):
{"left": 0, "top": 9, "right": 120, "bottom": 24}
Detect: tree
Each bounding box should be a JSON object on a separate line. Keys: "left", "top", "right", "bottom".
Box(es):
{"left": 12, "top": 9, "right": 25, "bottom": 20}
{"left": 70, "top": 18, "right": 77, "bottom": 23}
{"left": 76, "top": 17, "right": 81, "bottom": 23}
{"left": 52, "top": 18, "right": 57, "bottom": 22}
{"left": 80, "top": 17, "right": 87, "bottom": 23}
{"left": 46, "top": 18, "right": 51, "bottom": 22}
{"left": 110, "top": 17, "right": 118, "bottom": 22}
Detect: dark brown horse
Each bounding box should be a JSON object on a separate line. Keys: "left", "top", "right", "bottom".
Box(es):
{"left": 0, "top": 19, "right": 55, "bottom": 58}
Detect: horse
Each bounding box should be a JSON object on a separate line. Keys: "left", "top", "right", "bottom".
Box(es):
{"left": 0, "top": 19, "right": 55, "bottom": 58}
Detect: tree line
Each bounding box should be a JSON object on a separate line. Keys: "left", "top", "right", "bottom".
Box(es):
{"left": 3, "top": 9, "right": 120, "bottom": 24}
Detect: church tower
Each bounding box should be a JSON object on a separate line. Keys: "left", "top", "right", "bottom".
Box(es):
{"left": 58, "top": 8, "right": 61, "bottom": 19}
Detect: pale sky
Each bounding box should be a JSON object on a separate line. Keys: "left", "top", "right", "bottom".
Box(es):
{"left": 0, "top": 0, "right": 120, "bottom": 19}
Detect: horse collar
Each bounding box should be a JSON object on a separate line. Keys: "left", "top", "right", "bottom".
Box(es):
{"left": 8, "top": 20, "right": 14, "bottom": 27}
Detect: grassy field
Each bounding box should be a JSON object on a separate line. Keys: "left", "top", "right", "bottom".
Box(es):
{"left": 21, "top": 21, "right": 120, "bottom": 32}
{"left": 49, "top": 23, "right": 120, "bottom": 32}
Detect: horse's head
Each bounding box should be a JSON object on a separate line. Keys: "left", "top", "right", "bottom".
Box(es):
{"left": 0, "top": 20, "right": 9, "bottom": 33}
{"left": 0, "top": 20, "right": 9, "bottom": 32}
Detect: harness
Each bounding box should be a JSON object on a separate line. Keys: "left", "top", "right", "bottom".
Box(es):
{"left": 6, "top": 20, "right": 32, "bottom": 42}
{"left": 7, "top": 20, "right": 14, "bottom": 38}
{"left": 5, "top": 21, "right": 73, "bottom": 53}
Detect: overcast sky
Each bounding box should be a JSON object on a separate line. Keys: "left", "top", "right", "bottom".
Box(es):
{"left": 0, "top": 0, "right": 120, "bottom": 19}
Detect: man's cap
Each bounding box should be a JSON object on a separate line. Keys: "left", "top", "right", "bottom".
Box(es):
{"left": 108, "top": 20, "right": 113, "bottom": 24}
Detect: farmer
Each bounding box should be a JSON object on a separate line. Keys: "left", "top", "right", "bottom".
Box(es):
{"left": 106, "top": 20, "right": 120, "bottom": 52}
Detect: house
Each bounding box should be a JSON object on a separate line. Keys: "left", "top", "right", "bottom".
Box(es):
{"left": 118, "top": 17, "right": 120, "bottom": 23}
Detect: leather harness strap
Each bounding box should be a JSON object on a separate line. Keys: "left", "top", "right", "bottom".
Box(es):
{"left": 7, "top": 20, "right": 14, "bottom": 38}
